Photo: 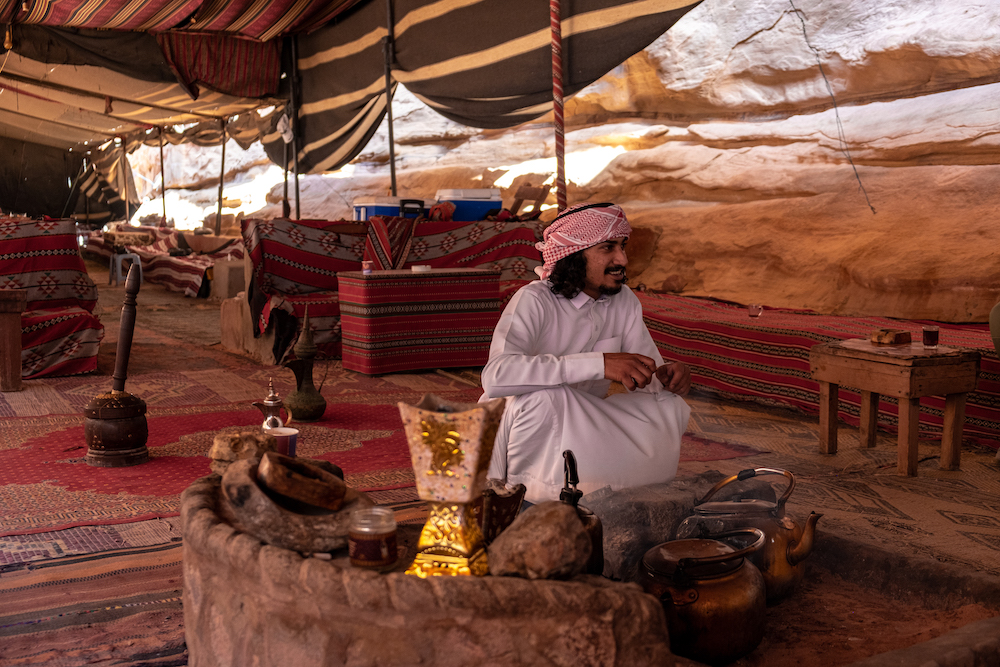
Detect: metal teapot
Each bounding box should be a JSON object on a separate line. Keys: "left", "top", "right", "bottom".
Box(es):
{"left": 252, "top": 378, "right": 287, "bottom": 430}
{"left": 640, "top": 527, "right": 767, "bottom": 665}
{"left": 675, "top": 467, "right": 821, "bottom": 604}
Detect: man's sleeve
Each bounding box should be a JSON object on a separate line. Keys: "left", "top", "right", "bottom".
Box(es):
{"left": 480, "top": 288, "right": 604, "bottom": 398}
{"left": 620, "top": 290, "right": 669, "bottom": 394}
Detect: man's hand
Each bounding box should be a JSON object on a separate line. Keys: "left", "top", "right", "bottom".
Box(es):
{"left": 655, "top": 361, "right": 692, "bottom": 396}
{"left": 604, "top": 353, "right": 656, "bottom": 391}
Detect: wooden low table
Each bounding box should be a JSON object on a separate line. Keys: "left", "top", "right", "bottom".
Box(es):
{"left": 809, "top": 339, "right": 980, "bottom": 475}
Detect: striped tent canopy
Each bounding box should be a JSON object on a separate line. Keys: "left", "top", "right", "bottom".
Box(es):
{"left": 0, "top": 0, "right": 362, "bottom": 40}
{"left": 0, "top": 0, "right": 701, "bottom": 215}
{"left": 0, "top": 49, "right": 271, "bottom": 152}
{"left": 263, "top": 0, "right": 701, "bottom": 174}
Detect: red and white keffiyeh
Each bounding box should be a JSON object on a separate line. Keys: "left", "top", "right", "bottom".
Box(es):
{"left": 534, "top": 202, "right": 632, "bottom": 279}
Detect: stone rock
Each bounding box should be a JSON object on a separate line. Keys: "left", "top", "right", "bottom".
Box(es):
{"left": 219, "top": 457, "right": 373, "bottom": 553}
{"left": 131, "top": 0, "right": 1000, "bottom": 322}
{"left": 182, "top": 474, "right": 675, "bottom": 667}
{"left": 583, "top": 471, "right": 776, "bottom": 582}
{"left": 488, "top": 501, "right": 592, "bottom": 580}
{"left": 208, "top": 429, "right": 276, "bottom": 475}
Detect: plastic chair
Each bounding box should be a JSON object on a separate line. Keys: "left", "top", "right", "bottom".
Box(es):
{"left": 109, "top": 252, "right": 142, "bottom": 286}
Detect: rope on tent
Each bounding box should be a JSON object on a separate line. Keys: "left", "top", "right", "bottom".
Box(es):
{"left": 550, "top": 0, "right": 567, "bottom": 212}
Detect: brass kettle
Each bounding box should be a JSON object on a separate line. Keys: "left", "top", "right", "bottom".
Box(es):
{"left": 675, "top": 467, "right": 821, "bottom": 604}
{"left": 640, "top": 527, "right": 767, "bottom": 665}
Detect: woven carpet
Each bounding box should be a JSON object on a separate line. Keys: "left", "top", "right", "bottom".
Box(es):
{"left": 0, "top": 363, "right": 759, "bottom": 541}
{"left": 681, "top": 389, "right": 1000, "bottom": 578}
{"left": 0, "top": 543, "right": 186, "bottom": 667}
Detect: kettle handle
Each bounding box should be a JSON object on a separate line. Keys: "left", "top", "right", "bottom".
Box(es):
{"left": 698, "top": 467, "right": 795, "bottom": 510}
{"left": 676, "top": 527, "right": 766, "bottom": 572}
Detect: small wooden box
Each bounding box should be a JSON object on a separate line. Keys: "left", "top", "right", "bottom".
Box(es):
{"left": 870, "top": 328, "right": 911, "bottom": 346}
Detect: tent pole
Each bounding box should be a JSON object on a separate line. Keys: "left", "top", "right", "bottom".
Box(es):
{"left": 159, "top": 127, "right": 167, "bottom": 225}
{"left": 291, "top": 36, "right": 301, "bottom": 219}
{"left": 384, "top": 0, "right": 397, "bottom": 197}
{"left": 84, "top": 156, "right": 90, "bottom": 223}
{"left": 215, "top": 118, "right": 226, "bottom": 235}
{"left": 120, "top": 143, "right": 131, "bottom": 223}
{"left": 550, "top": 0, "right": 567, "bottom": 211}
{"left": 62, "top": 163, "right": 84, "bottom": 218}
{"left": 282, "top": 142, "right": 291, "bottom": 218}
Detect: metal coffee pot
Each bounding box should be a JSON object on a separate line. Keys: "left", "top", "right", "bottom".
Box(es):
{"left": 252, "top": 378, "right": 286, "bottom": 430}
{"left": 640, "top": 527, "right": 767, "bottom": 665}
{"left": 560, "top": 450, "right": 604, "bottom": 576}
{"left": 675, "top": 467, "right": 821, "bottom": 604}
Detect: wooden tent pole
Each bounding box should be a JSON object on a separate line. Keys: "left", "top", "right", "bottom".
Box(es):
{"left": 282, "top": 141, "right": 291, "bottom": 218}
{"left": 384, "top": 0, "right": 397, "bottom": 197}
{"left": 551, "top": 0, "right": 567, "bottom": 211}
{"left": 159, "top": 127, "right": 167, "bottom": 225}
{"left": 291, "top": 36, "right": 301, "bottom": 219}
{"left": 215, "top": 118, "right": 226, "bottom": 235}
{"left": 120, "top": 141, "right": 131, "bottom": 222}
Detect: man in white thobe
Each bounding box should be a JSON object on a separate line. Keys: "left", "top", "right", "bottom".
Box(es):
{"left": 481, "top": 202, "right": 692, "bottom": 504}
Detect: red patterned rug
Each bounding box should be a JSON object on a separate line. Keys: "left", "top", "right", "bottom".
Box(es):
{"left": 0, "top": 363, "right": 762, "bottom": 537}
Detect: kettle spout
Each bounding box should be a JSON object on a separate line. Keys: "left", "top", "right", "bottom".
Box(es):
{"left": 787, "top": 511, "right": 822, "bottom": 566}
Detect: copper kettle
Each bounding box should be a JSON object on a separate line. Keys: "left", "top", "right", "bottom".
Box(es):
{"left": 675, "top": 467, "right": 821, "bottom": 604}
{"left": 640, "top": 527, "right": 767, "bottom": 665}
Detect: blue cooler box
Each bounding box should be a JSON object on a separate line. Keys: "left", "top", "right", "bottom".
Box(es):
{"left": 435, "top": 189, "right": 503, "bottom": 221}
{"left": 353, "top": 197, "right": 433, "bottom": 220}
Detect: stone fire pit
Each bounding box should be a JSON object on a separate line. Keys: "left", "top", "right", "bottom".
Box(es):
{"left": 181, "top": 474, "right": 677, "bottom": 666}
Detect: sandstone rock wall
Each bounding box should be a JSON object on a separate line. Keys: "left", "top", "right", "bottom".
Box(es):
{"left": 133, "top": 0, "right": 1000, "bottom": 321}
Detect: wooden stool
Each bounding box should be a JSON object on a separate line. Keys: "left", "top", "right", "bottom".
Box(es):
{"left": 809, "top": 339, "right": 980, "bottom": 475}
{"left": 110, "top": 252, "right": 142, "bottom": 286}
{"left": 0, "top": 289, "right": 27, "bottom": 392}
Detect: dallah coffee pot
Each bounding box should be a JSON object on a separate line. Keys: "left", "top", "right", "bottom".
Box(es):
{"left": 675, "top": 467, "right": 821, "bottom": 604}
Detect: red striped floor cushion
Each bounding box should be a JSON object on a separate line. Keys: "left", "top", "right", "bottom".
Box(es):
{"left": 0, "top": 217, "right": 98, "bottom": 313}
{"left": 242, "top": 217, "right": 365, "bottom": 296}
{"left": 21, "top": 307, "right": 104, "bottom": 379}
{"left": 639, "top": 292, "right": 1000, "bottom": 448}
{"left": 338, "top": 269, "right": 501, "bottom": 374}
{"left": 402, "top": 219, "right": 542, "bottom": 283}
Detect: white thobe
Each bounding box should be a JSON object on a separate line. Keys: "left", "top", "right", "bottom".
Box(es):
{"left": 480, "top": 281, "right": 691, "bottom": 504}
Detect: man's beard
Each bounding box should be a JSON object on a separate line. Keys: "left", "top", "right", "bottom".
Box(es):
{"left": 599, "top": 267, "right": 627, "bottom": 295}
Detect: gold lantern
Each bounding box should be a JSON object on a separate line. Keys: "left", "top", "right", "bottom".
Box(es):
{"left": 397, "top": 394, "right": 505, "bottom": 577}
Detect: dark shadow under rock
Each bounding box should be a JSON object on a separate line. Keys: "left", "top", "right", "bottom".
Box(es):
{"left": 584, "top": 470, "right": 776, "bottom": 582}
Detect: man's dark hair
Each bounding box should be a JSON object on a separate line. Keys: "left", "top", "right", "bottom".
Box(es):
{"left": 547, "top": 251, "right": 588, "bottom": 299}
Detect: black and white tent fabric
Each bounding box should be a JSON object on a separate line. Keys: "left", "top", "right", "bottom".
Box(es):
{"left": 264, "top": 0, "right": 701, "bottom": 173}
{"left": 0, "top": 0, "right": 701, "bottom": 215}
